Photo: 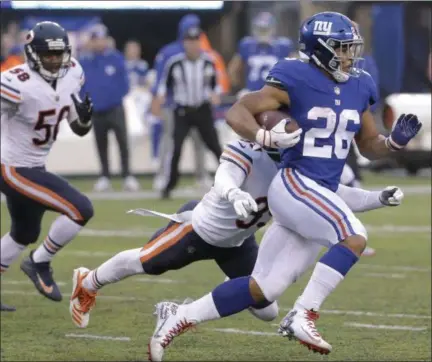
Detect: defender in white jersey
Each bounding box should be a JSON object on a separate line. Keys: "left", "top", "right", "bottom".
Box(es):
{"left": 0, "top": 22, "right": 94, "bottom": 311}
{"left": 68, "top": 135, "right": 401, "bottom": 333}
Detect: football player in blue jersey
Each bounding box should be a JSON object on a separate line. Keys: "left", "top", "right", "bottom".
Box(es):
{"left": 228, "top": 12, "right": 295, "bottom": 93}
{"left": 145, "top": 11, "right": 422, "bottom": 359}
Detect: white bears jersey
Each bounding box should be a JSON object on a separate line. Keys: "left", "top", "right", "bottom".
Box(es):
{"left": 1, "top": 58, "right": 84, "bottom": 167}
{"left": 192, "top": 139, "right": 278, "bottom": 247}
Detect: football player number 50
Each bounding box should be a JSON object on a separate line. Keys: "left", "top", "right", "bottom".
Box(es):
{"left": 303, "top": 107, "right": 360, "bottom": 159}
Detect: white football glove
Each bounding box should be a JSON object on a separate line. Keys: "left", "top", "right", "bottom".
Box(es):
{"left": 379, "top": 186, "right": 404, "bottom": 206}
{"left": 226, "top": 188, "right": 258, "bottom": 218}
{"left": 255, "top": 119, "right": 302, "bottom": 149}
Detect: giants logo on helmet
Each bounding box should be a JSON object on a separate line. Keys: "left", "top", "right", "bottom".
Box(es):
{"left": 313, "top": 21, "right": 333, "bottom": 36}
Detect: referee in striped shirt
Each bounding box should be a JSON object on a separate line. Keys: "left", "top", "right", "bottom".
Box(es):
{"left": 154, "top": 26, "right": 222, "bottom": 198}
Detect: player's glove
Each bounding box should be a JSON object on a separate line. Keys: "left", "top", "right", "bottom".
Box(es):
{"left": 386, "top": 114, "right": 422, "bottom": 151}
{"left": 379, "top": 186, "right": 404, "bottom": 206}
{"left": 226, "top": 188, "right": 258, "bottom": 219}
{"left": 255, "top": 119, "right": 302, "bottom": 149}
{"left": 71, "top": 93, "right": 93, "bottom": 125}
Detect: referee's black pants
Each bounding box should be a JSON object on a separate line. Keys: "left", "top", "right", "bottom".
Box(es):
{"left": 164, "top": 103, "right": 222, "bottom": 194}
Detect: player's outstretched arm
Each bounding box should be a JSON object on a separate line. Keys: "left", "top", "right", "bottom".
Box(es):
{"left": 356, "top": 108, "right": 422, "bottom": 159}
{"left": 226, "top": 85, "right": 297, "bottom": 148}
{"left": 337, "top": 184, "right": 404, "bottom": 213}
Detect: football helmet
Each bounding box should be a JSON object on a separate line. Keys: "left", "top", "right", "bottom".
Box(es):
{"left": 252, "top": 12, "right": 276, "bottom": 43}
{"left": 299, "top": 12, "right": 364, "bottom": 82}
{"left": 24, "top": 21, "right": 72, "bottom": 81}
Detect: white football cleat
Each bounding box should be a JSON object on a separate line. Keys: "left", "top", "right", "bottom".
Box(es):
{"left": 148, "top": 301, "right": 196, "bottom": 361}
{"left": 278, "top": 308, "right": 332, "bottom": 355}
{"left": 93, "top": 177, "right": 112, "bottom": 192}
{"left": 69, "top": 267, "right": 97, "bottom": 328}
{"left": 123, "top": 176, "right": 140, "bottom": 192}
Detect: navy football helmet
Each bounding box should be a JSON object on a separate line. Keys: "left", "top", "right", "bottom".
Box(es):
{"left": 24, "top": 21, "right": 72, "bottom": 81}
{"left": 299, "top": 12, "right": 364, "bottom": 82}
{"left": 252, "top": 12, "right": 276, "bottom": 43}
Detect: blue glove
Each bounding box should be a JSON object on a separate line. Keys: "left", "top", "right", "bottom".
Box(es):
{"left": 386, "top": 114, "right": 422, "bottom": 151}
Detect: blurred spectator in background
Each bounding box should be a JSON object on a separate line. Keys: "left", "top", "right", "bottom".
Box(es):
{"left": 200, "top": 32, "right": 230, "bottom": 94}
{"left": 153, "top": 25, "right": 222, "bottom": 199}
{"left": 124, "top": 40, "right": 160, "bottom": 165}
{"left": 428, "top": 51, "right": 432, "bottom": 82}
{"left": 150, "top": 14, "right": 212, "bottom": 193}
{"left": 0, "top": 32, "right": 24, "bottom": 71}
{"left": 228, "top": 12, "right": 294, "bottom": 94}
{"left": 79, "top": 24, "right": 140, "bottom": 192}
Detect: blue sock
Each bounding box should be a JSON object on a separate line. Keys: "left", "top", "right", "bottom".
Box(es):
{"left": 211, "top": 276, "right": 256, "bottom": 317}
{"left": 319, "top": 243, "right": 359, "bottom": 276}
{"left": 151, "top": 121, "right": 163, "bottom": 158}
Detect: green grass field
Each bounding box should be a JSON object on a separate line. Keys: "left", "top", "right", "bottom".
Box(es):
{"left": 1, "top": 173, "right": 431, "bottom": 361}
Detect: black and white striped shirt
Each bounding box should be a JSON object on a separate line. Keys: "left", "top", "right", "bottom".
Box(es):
{"left": 157, "top": 52, "right": 220, "bottom": 107}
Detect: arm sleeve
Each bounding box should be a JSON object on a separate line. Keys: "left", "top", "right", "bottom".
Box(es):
{"left": 213, "top": 161, "right": 248, "bottom": 200}
{"left": 336, "top": 184, "right": 384, "bottom": 213}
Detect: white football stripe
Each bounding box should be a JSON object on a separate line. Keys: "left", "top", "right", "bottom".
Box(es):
{"left": 344, "top": 322, "right": 428, "bottom": 331}
{"left": 65, "top": 333, "right": 131, "bottom": 341}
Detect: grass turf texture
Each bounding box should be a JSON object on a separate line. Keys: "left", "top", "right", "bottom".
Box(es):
{"left": 1, "top": 172, "right": 431, "bottom": 361}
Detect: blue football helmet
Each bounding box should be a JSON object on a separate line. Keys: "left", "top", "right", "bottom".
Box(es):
{"left": 24, "top": 21, "right": 72, "bottom": 81}
{"left": 299, "top": 12, "right": 364, "bottom": 82}
{"left": 252, "top": 12, "right": 276, "bottom": 43}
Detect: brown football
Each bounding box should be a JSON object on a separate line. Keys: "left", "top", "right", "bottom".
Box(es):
{"left": 255, "top": 110, "right": 299, "bottom": 133}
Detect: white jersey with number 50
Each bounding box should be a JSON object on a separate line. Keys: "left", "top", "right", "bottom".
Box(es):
{"left": 1, "top": 58, "right": 84, "bottom": 168}
{"left": 192, "top": 140, "right": 278, "bottom": 247}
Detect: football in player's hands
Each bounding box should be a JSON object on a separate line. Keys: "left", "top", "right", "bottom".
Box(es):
{"left": 255, "top": 110, "right": 299, "bottom": 133}
{"left": 254, "top": 110, "right": 302, "bottom": 149}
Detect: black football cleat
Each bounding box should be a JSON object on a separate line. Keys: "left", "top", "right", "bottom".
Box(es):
{"left": 1, "top": 302, "right": 16, "bottom": 312}
{"left": 20, "top": 251, "right": 62, "bottom": 302}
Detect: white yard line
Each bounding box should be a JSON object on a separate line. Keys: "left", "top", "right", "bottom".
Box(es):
{"left": 357, "top": 264, "right": 431, "bottom": 273}
{"left": 1, "top": 280, "right": 67, "bottom": 286}
{"left": 1, "top": 185, "right": 430, "bottom": 203}
{"left": 65, "top": 333, "right": 131, "bottom": 341}
{"left": 2, "top": 289, "right": 430, "bottom": 320}
{"left": 344, "top": 322, "right": 428, "bottom": 331}
{"left": 362, "top": 272, "right": 406, "bottom": 279}
{"left": 135, "top": 277, "right": 181, "bottom": 284}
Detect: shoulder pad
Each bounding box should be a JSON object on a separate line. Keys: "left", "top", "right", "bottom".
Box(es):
{"left": 277, "top": 36, "right": 293, "bottom": 45}
{"left": 360, "top": 70, "right": 379, "bottom": 107}
{"left": 266, "top": 58, "right": 306, "bottom": 91}
{"left": 239, "top": 36, "right": 255, "bottom": 46}
{"left": 1, "top": 66, "right": 26, "bottom": 104}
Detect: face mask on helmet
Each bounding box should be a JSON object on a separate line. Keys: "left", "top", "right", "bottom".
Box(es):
{"left": 313, "top": 36, "right": 364, "bottom": 82}
{"left": 25, "top": 30, "right": 72, "bottom": 81}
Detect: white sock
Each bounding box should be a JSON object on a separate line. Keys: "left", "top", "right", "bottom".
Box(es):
{"left": 82, "top": 248, "right": 143, "bottom": 292}
{"left": 295, "top": 262, "right": 344, "bottom": 311}
{"left": 1, "top": 233, "right": 26, "bottom": 273}
{"left": 32, "top": 215, "right": 82, "bottom": 263}
{"left": 183, "top": 293, "right": 221, "bottom": 323}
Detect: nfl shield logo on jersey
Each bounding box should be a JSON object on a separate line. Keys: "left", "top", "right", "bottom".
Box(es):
{"left": 334, "top": 86, "right": 340, "bottom": 95}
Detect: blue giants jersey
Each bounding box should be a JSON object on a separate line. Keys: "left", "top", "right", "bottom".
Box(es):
{"left": 238, "top": 36, "right": 293, "bottom": 91}
{"left": 266, "top": 59, "right": 378, "bottom": 191}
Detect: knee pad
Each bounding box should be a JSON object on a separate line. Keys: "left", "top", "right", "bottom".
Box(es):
{"left": 10, "top": 223, "right": 41, "bottom": 246}
{"left": 74, "top": 196, "right": 94, "bottom": 225}
{"left": 248, "top": 301, "right": 279, "bottom": 322}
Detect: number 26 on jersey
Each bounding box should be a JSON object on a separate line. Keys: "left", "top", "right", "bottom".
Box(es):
{"left": 303, "top": 107, "right": 360, "bottom": 159}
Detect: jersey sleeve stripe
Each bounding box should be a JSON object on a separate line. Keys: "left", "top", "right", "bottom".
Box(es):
{"left": 1, "top": 82, "right": 21, "bottom": 95}
{"left": 220, "top": 156, "right": 248, "bottom": 177}
{"left": 221, "top": 150, "right": 251, "bottom": 174}
{"left": 226, "top": 144, "right": 253, "bottom": 164}
{"left": 0, "top": 89, "right": 21, "bottom": 103}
